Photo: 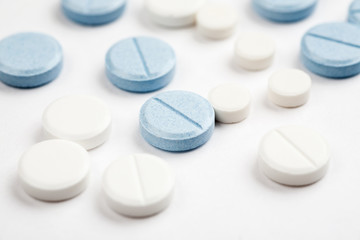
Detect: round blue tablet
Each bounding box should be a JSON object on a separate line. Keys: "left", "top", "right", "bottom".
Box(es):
{"left": 140, "top": 91, "right": 215, "bottom": 152}
{"left": 62, "top": 0, "right": 126, "bottom": 25}
{"left": 301, "top": 22, "right": 360, "bottom": 79}
{"left": 106, "top": 36, "right": 176, "bottom": 93}
{"left": 252, "top": 0, "right": 317, "bottom": 23}
{"left": 0, "top": 33, "right": 63, "bottom": 88}
{"left": 348, "top": 1, "right": 360, "bottom": 25}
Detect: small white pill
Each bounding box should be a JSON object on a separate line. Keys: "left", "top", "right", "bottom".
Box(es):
{"left": 259, "top": 126, "right": 330, "bottom": 186}
{"left": 196, "top": 3, "right": 238, "bottom": 39}
{"left": 18, "top": 140, "right": 90, "bottom": 201}
{"left": 42, "top": 95, "right": 112, "bottom": 150}
{"left": 208, "top": 83, "right": 251, "bottom": 123}
{"left": 235, "top": 32, "right": 276, "bottom": 70}
{"left": 268, "top": 69, "right": 311, "bottom": 108}
{"left": 145, "top": 0, "right": 206, "bottom": 27}
{"left": 103, "top": 154, "right": 175, "bottom": 217}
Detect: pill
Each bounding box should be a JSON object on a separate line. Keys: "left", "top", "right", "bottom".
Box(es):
{"left": 268, "top": 69, "right": 311, "bottom": 108}
{"left": 18, "top": 140, "right": 90, "bottom": 201}
{"left": 348, "top": 1, "right": 360, "bottom": 25}
{"left": 103, "top": 154, "right": 175, "bottom": 217}
{"left": 106, "top": 37, "right": 176, "bottom": 93}
{"left": 61, "top": 0, "right": 127, "bottom": 25}
{"left": 145, "top": 0, "right": 206, "bottom": 27}
{"left": 259, "top": 126, "right": 330, "bottom": 186}
{"left": 42, "top": 95, "right": 112, "bottom": 150}
{"left": 208, "top": 83, "right": 251, "bottom": 124}
{"left": 301, "top": 22, "right": 360, "bottom": 79}
{"left": 0, "top": 32, "right": 63, "bottom": 88}
{"left": 140, "top": 91, "right": 215, "bottom": 152}
{"left": 196, "top": 3, "right": 238, "bottom": 39}
{"left": 234, "top": 32, "right": 276, "bottom": 71}
{"left": 252, "top": 0, "right": 317, "bottom": 23}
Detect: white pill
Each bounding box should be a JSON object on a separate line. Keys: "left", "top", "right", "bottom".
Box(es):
{"left": 268, "top": 69, "right": 312, "bottom": 108}
{"left": 103, "top": 154, "right": 175, "bottom": 217}
{"left": 235, "top": 32, "right": 276, "bottom": 70}
{"left": 208, "top": 83, "right": 251, "bottom": 123}
{"left": 259, "top": 126, "right": 330, "bottom": 186}
{"left": 42, "top": 95, "right": 112, "bottom": 150}
{"left": 145, "top": 0, "right": 206, "bottom": 27}
{"left": 196, "top": 3, "right": 238, "bottom": 39}
{"left": 18, "top": 140, "right": 90, "bottom": 201}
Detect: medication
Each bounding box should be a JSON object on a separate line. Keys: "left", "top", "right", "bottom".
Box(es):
{"left": 235, "top": 32, "right": 275, "bottom": 70}
{"left": 259, "top": 126, "right": 330, "bottom": 186}
{"left": 106, "top": 37, "right": 176, "bottom": 93}
{"left": 268, "top": 69, "right": 311, "bottom": 108}
{"left": 61, "top": 0, "right": 127, "bottom": 25}
{"left": 348, "top": 1, "right": 360, "bottom": 25}
{"left": 0, "top": 32, "right": 62, "bottom": 88}
{"left": 196, "top": 3, "right": 238, "bottom": 39}
{"left": 42, "top": 95, "right": 112, "bottom": 150}
{"left": 301, "top": 22, "right": 360, "bottom": 78}
{"left": 208, "top": 83, "right": 251, "bottom": 123}
{"left": 103, "top": 154, "right": 175, "bottom": 217}
{"left": 18, "top": 140, "right": 90, "bottom": 201}
{"left": 140, "top": 91, "right": 215, "bottom": 152}
{"left": 252, "top": 0, "right": 317, "bottom": 23}
{"left": 145, "top": 0, "right": 206, "bottom": 27}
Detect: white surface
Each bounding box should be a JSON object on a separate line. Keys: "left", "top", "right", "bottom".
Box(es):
{"left": 18, "top": 140, "right": 90, "bottom": 201}
{"left": 208, "top": 83, "right": 251, "bottom": 123}
{"left": 145, "top": 0, "right": 206, "bottom": 27}
{"left": 196, "top": 3, "right": 238, "bottom": 39}
{"left": 103, "top": 154, "right": 174, "bottom": 217}
{"left": 0, "top": 0, "right": 360, "bottom": 239}
{"left": 268, "top": 68, "right": 312, "bottom": 108}
{"left": 259, "top": 125, "right": 330, "bottom": 186}
{"left": 235, "top": 32, "right": 276, "bottom": 70}
{"left": 43, "top": 95, "right": 112, "bottom": 150}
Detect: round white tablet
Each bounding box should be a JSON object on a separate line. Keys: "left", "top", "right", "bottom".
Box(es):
{"left": 196, "top": 3, "right": 238, "bottom": 39}
{"left": 259, "top": 126, "right": 330, "bottom": 186}
{"left": 235, "top": 32, "right": 276, "bottom": 70}
{"left": 42, "top": 95, "right": 112, "bottom": 150}
{"left": 103, "top": 154, "right": 175, "bottom": 217}
{"left": 268, "top": 69, "right": 312, "bottom": 108}
{"left": 145, "top": 0, "right": 206, "bottom": 27}
{"left": 18, "top": 140, "right": 90, "bottom": 201}
{"left": 208, "top": 83, "right": 251, "bottom": 123}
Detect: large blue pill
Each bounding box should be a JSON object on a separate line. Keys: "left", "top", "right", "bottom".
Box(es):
{"left": 62, "top": 0, "right": 126, "bottom": 26}
{"left": 252, "top": 0, "right": 317, "bottom": 23}
{"left": 348, "top": 1, "right": 360, "bottom": 26}
{"left": 301, "top": 22, "right": 360, "bottom": 79}
{"left": 106, "top": 36, "right": 176, "bottom": 93}
{"left": 0, "top": 32, "right": 63, "bottom": 88}
{"left": 140, "top": 91, "right": 215, "bottom": 152}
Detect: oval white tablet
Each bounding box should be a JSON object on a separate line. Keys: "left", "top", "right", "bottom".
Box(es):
{"left": 208, "top": 83, "right": 251, "bottom": 123}
{"left": 259, "top": 126, "right": 330, "bottom": 186}
{"left": 145, "top": 0, "right": 206, "bottom": 27}
{"left": 196, "top": 3, "right": 238, "bottom": 39}
{"left": 42, "top": 95, "right": 112, "bottom": 150}
{"left": 18, "top": 140, "right": 90, "bottom": 201}
{"left": 235, "top": 32, "right": 276, "bottom": 70}
{"left": 268, "top": 69, "right": 312, "bottom": 108}
{"left": 103, "top": 154, "right": 175, "bottom": 217}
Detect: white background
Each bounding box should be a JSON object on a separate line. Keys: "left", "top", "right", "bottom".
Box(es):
{"left": 1, "top": 0, "right": 360, "bottom": 239}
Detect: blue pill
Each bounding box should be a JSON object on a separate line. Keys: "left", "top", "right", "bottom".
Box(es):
{"left": 301, "top": 22, "right": 360, "bottom": 79}
{"left": 106, "top": 37, "right": 176, "bottom": 93}
{"left": 252, "top": 0, "right": 317, "bottom": 23}
{"left": 140, "top": 91, "right": 215, "bottom": 152}
{"left": 62, "top": 0, "right": 126, "bottom": 25}
{"left": 0, "top": 32, "right": 63, "bottom": 88}
{"left": 348, "top": 1, "right": 360, "bottom": 25}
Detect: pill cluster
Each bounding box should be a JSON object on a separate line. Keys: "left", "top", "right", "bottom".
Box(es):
{"left": 0, "top": 0, "right": 358, "bottom": 220}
